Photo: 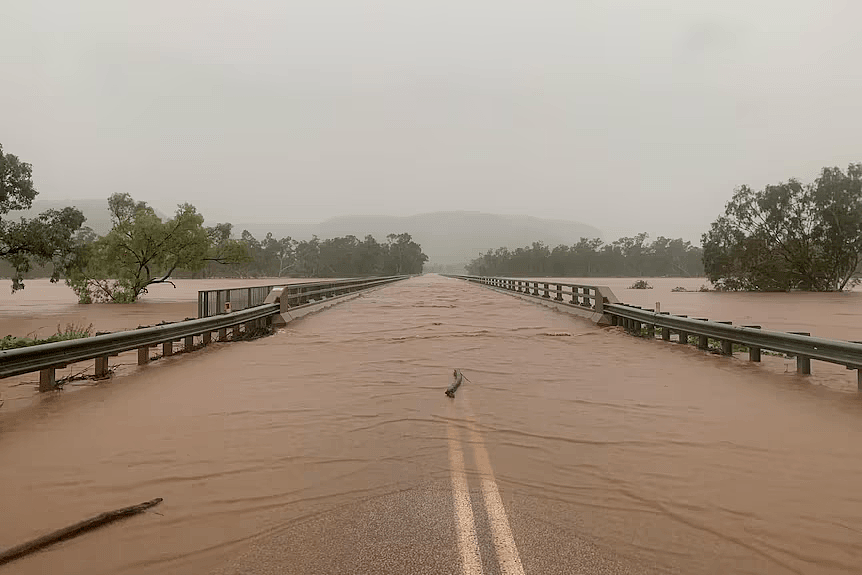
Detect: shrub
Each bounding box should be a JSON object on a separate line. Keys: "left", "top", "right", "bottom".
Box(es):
{"left": 629, "top": 280, "right": 653, "bottom": 289}
{"left": 0, "top": 323, "right": 93, "bottom": 350}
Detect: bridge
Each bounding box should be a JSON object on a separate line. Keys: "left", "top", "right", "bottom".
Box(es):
{"left": 1, "top": 275, "right": 861, "bottom": 574}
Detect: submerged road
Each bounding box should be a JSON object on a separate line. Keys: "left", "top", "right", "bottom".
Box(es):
{"left": 2, "top": 275, "right": 862, "bottom": 574}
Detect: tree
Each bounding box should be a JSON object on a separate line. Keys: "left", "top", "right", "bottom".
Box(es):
{"left": 810, "top": 164, "right": 862, "bottom": 290}
{"left": 294, "top": 235, "right": 321, "bottom": 277}
{"left": 703, "top": 163, "right": 862, "bottom": 291}
{"left": 0, "top": 143, "right": 85, "bottom": 291}
{"left": 261, "top": 233, "right": 296, "bottom": 277}
{"left": 464, "top": 234, "right": 703, "bottom": 278}
{"left": 384, "top": 233, "right": 428, "bottom": 274}
{"left": 66, "top": 193, "right": 247, "bottom": 302}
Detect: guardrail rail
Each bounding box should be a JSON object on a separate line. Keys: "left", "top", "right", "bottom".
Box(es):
{"left": 2, "top": 276, "right": 407, "bottom": 392}
{"left": 446, "top": 274, "right": 862, "bottom": 390}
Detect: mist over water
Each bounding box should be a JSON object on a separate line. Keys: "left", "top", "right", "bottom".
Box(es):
{"left": 1, "top": 276, "right": 861, "bottom": 574}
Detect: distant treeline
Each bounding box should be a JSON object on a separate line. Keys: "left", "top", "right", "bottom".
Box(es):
{"left": 465, "top": 234, "right": 704, "bottom": 277}
{"left": 193, "top": 230, "right": 428, "bottom": 279}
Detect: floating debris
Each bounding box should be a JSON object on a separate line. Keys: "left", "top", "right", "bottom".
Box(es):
{"left": 445, "top": 369, "right": 463, "bottom": 398}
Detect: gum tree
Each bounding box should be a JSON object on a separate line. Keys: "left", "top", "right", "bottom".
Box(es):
{"left": 0, "top": 143, "right": 85, "bottom": 292}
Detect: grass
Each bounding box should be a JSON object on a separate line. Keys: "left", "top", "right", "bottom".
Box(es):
{"left": 1, "top": 323, "right": 94, "bottom": 351}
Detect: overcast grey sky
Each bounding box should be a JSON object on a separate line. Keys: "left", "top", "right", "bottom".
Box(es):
{"left": 1, "top": 1, "right": 860, "bottom": 242}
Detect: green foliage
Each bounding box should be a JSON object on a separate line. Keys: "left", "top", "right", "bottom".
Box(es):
{"left": 703, "top": 163, "right": 862, "bottom": 291}
{"left": 1, "top": 323, "right": 93, "bottom": 350}
{"left": 66, "top": 193, "right": 248, "bottom": 303}
{"left": 629, "top": 280, "right": 653, "bottom": 289}
{"left": 465, "top": 235, "right": 703, "bottom": 277}
{"left": 201, "top": 230, "right": 428, "bottom": 278}
{"left": 0, "top": 143, "right": 86, "bottom": 292}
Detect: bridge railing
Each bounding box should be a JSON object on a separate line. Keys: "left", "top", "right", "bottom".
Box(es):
{"left": 443, "top": 274, "right": 615, "bottom": 312}
{"left": 198, "top": 284, "right": 281, "bottom": 317}
{"left": 3, "top": 276, "right": 408, "bottom": 392}
{"left": 605, "top": 303, "right": 862, "bottom": 386}
{"left": 447, "top": 274, "right": 862, "bottom": 388}
{"left": 197, "top": 277, "right": 409, "bottom": 317}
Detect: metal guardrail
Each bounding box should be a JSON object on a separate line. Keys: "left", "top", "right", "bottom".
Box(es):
{"left": 447, "top": 274, "right": 862, "bottom": 389}
{"left": 443, "top": 275, "right": 611, "bottom": 311}
{"left": 198, "top": 277, "right": 408, "bottom": 317}
{"left": 2, "top": 276, "right": 408, "bottom": 392}
{"left": 198, "top": 284, "right": 280, "bottom": 317}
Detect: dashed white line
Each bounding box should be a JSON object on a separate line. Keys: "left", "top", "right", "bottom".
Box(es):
{"left": 464, "top": 396, "right": 526, "bottom": 575}
{"left": 448, "top": 423, "right": 484, "bottom": 575}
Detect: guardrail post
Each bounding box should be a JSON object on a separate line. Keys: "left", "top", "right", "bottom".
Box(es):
{"left": 555, "top": 284, "right": 563, "bottom": 301}
{"left": 95, "top": 356, "right": 109, "bottom": 377}
{"left": 858, "top": 369, "right": 862, "bottom": 391}
{"left": 162, "top": 341, "right": 174, "bottom": 356}
{"left": 677, "top": 316, "right": 689, "bottom": 344}
{"left": 39, "top": 368, "right": 56, "bottom": 392}
{"left": 583, "top": 288, "right": 592, "bottom": 308}
{"left": 662, "top": 327, "right": 671, "bottom": 341}
{"left": 202, "top": 331, "right": 212, "bottom": 345}
{"left": 218, "top": 328, "right": 227, "bottom": 341}
{"left": 744, "top": 326, "right": 762, "bottom": 361}
{"left": 646, "top": 322, "right": 655, "bottom": 339}
{"left": 694, "top": 319, "right": 709, "bottom": 349}
{"left": 138, "top": 347, "right": 149, "bottom": 365}
{"left": 542, "top": 283, "right": 550, "bottom": 298}
{"left": 789, "top": 332, "right": 812, "bottom": 374}
{"left": 185, "top": 335, "right": 195, "bottom": 350}
{"left": 715, "top": 321, "right": 733, "bottom": 355}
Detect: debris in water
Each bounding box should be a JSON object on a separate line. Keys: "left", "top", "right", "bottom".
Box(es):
{"left": 445, "top": 369, "right": 463, "bottom": 398}
{"left": 0, "top": 498, "right": 164, "bottom": 566}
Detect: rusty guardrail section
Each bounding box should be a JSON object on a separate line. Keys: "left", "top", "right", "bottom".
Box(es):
{"left": 1, "top": 276, "right": 408, "bottom": 392}
{"left": 445, "top": 274, "right": 862, "bottom": 389}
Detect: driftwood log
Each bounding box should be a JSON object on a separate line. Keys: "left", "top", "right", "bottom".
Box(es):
{"left": 445, "top": 369, "right": 463, "bottom": 397}
{"left": 0, "top": 498, "right": 163, "bottom": 566}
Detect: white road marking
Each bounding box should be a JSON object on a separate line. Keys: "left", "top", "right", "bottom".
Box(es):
{"left": 448, "top": 423, "right": 485, "bottom": 575}
{"left": 463, "top": 397, "right": 527, "bottom": 575}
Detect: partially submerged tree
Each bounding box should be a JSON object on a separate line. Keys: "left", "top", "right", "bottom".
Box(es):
{"left": 0, "top": 143, "right": 85, "bottom": 291}
{"left": 66, "top": 193, "right": 248, "bottom": 302}
{"left": 703, "top": 163, "right": 862, "bottom": 291}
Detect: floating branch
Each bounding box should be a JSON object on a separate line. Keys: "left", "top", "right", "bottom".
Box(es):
{"left": 445, "top": 369, "right": 463, "bottom": 398}
{"left": 0, "top": 498, "right": 163, "bottom": 566}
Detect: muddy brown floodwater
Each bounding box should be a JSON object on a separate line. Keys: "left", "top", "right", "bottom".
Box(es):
{"left": 1, "top": 275, "right": 862, "bottom": 574}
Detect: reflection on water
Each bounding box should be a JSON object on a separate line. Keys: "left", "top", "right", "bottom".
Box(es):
{"left": 1, "top": 275, "right": 861, "bottom": 574}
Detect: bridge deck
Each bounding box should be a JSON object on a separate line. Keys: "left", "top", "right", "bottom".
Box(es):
{"left": 1, "top": 275, "right": 860, "bottom": 574}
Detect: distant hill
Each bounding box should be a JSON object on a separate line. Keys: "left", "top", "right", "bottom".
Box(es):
{"left": 236, "top": 211, "right": 603, "bottom": 267}
{"left": 4, "top": 203, "right": 603, "bottom": 270}
{"left": 6, "top": 199, "right": 169, "bottom": 235}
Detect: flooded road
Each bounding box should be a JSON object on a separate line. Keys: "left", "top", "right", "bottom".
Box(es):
{"left": 2, "top": 275, "right": 862, "bottom": 574}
